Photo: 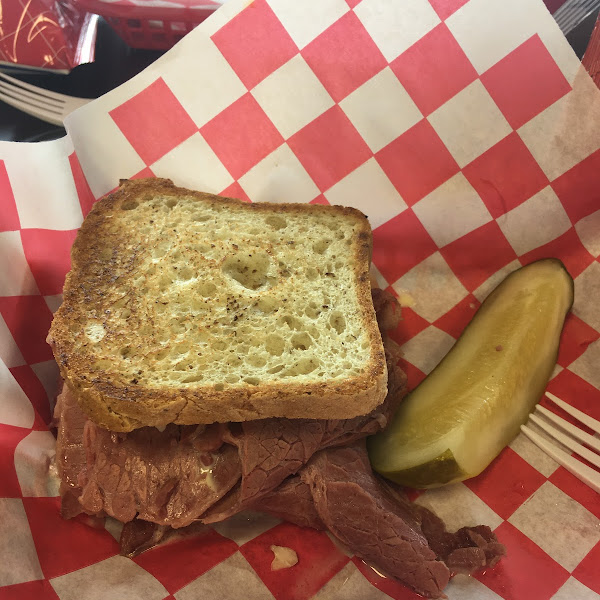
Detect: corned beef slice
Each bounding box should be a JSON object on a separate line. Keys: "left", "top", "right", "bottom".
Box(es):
{"left": 53, "top": 289, "right": 505, "bottom": 597}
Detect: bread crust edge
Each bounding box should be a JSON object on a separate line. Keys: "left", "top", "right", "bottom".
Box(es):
{"left": 48, "top": 178, "right": 388, "bottom": 431}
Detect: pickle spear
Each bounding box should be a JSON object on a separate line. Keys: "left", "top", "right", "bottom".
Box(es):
{"left": 368, "top": 258, "right": 574, "bottom": 488}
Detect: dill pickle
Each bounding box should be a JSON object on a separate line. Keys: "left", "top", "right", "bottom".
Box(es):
{"left": 368, "top": 259, "right": 574, "bottom": 488}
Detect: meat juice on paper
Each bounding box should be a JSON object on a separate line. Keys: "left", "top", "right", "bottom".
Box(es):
{"left": 1, "top": 0, "right": 600, "bottom": 598}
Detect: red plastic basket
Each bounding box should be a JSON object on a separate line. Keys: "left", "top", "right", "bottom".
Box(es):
{"left": 73, "top": 0, "right": 222, "bottom": 50}
{"left": 583, "top": 11, "right": 600, "bottom": 87}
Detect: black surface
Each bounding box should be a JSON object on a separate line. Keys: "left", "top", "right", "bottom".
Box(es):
{"left": 0, "top": 18, "right": 164, "bottom": 142}
{"left": 566, "top": 7, "right": 600, "bottom": 60}
{"left": 0, "top": 11, "right": 597, "bottom": 143}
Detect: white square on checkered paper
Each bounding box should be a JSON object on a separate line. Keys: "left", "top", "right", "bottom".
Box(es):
{"left": 268, "top": 0, "right": 349, "bottom": 49}
{"left": 312, "top": 562, "right": 389, "bottom": 599}
{"left": 161, "top": 35, "right": 247, "bottom": 129}
{"left": 553, "top": 578, "right": 600, "bottom": 600}
{"left": 392, "top": 252, "right": 468, "bottom": 323}
{"left": 44, "top": 295, "right": 63, "bottom": 314}
{"left": 570, "top": 339, "right": 600, "bottom": 392}
{"left": 413, "top": 173, "right": 492, "bottom": 248}
{"left": 0, "top": 232, "right": 38, "bottom": 297}
{"left": 67, "top": 111, "right": 147, "bottom": 199}
{"left": 0, "top": 314, "right": 25, "bottom": 368}
{"left": 416, "top": 482, "right": 503, "bottom": 532}
{"left": 5, "top": 140, "right": 83, "bottom": 230}
{"left": 518, "top": 72, "right": 600, "bottom": 181}
{"left": 238, "top": 143, "right": 320, "bottom": 204}
{"left": 324, "top": 158, "right": 407, "bottom": 228}
{"left": 354, "top": 0, "right": 440, "bottom": 62}
{"left": 509, "top": 431, "right": 560, "bottom": 478}
{"left": 175, "top": 552, "right": 274, "bottom": 600}
{"left": 509, "top": 481, "right": 600, "bottom": 572}
{"left": 0, "top": 498, "right": 43, "bottom": 586}
{"left": 15, "top": 431, "right": 60, "bottom": 497}
{"left": 573, "top": 262, "right": 600, "bottom": 332}
{"left": 339, "top": 67, "right": 422, "bottom": 153}
{"left": 194, "top": 0, "right": 247, "bottom": 37}
{"left": 496, "top": 186, "right": 571, "bottom": 256}
{"left": 211, "top": 510, "right": 281, "bottom": 545}
{"left": 428, "top": 80, "right": 511, "bottom": 168}
{"left": 51, "top": 556, "right": 167, "bottom": 600}
{"left": 446, "top": 0, "right": 580, "bottom": 83}
{"left": 0, "top": 360, "right": 34, "bottom": 429}
{"left": 446, "top": 574, "right": 503, "bottom": 600}
{"left": 252, "top": 54, "right": 334, "bottom": 139}
{"left": 400, "top": 326, "right": 455, "bottom": 375}
{"left": 473, "top": 259, "right": 521, "bottom": 302}
{"left": 151, "top": 132, "right": 234, "bottom": 194}
{"left": 369, "top": 263, "right": 388, "bottom": 290}
{"left": 575, "top": 210, "right": 600, "bottom": 258}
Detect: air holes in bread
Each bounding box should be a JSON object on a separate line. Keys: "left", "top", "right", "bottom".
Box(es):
{"left": 291, "top": 332, "right": 312, "bottom": 350}
{"left": 266, "top": 215, "right": 286, "bottom": 230}
{"left": 313, "top": 239, "right": 331, "bottom": 254}
{"left": 266, "top": 334, "right": 285, "bottom": 356}
{"left": 198, "top": 282, "right": 216, "bottom": 297}
{"left": 122, "top": 201, "right": 138, "bottom": 210}
{"left": 249, "top": 354, "right": 267, "bottom": 368}
{"left": 330, "top": 312, "right": 346, "bottom": 334}
{"left": 256, "top": 297, "right": 278, "bottom": 313}
{"left": 306, "top": 267, "right": 318, "bottom": 281}
{"left": 177, "top": 266, "right": 194, "bottom": 281}
{"left": 289, "top": 357, "right": 317, "bottom": 375}
{"left": 223, "top": 251, "right": 271, "bottom": 290}
{"left": 280, "top": 315, "right": 303, "bottom": 330}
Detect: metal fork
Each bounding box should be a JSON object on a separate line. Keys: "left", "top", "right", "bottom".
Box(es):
{"left": 521, "top": 392, "right": 600, "bottom": 493}
{"left": 0, "top": 71, "right": 91, "bottom": 126}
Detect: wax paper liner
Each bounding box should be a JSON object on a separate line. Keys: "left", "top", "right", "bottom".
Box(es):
{"left": 1, "top": 0, "right": 600, "bottom": 598}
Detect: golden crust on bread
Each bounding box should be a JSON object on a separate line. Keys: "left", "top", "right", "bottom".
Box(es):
{"left": 48, "top": 178, "right": 387, "bottom": 431}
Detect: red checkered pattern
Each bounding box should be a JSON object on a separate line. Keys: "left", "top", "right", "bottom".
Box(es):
{"left": 301, "top": 11, "right": 387, "bottom": 102}
{"left": 1, "top": 0, "right": 600, "bottom": 598}
{"left": 481, "top": 35, "right": 572, "bottom": 130}
{"left": 462, "top": 131, "right": 549, "bottom": 219}
{"left": 200, "top": 93, "right": 284, "bottom": 180}
{"left": 240, "top": 522, "right": 350, "bottom": 600}
{"left": 390, "top": 23, "right": 478, "bottom": 116}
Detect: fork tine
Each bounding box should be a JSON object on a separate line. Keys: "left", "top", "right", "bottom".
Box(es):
{"left": 0, "top": 81, "right": 63, "bottom": 113}
{"left": 521, "top": 424, "right": 600, "bottom": 493}
{"left": 0, "top": 79, "right": 63, "bottom": 109}
{"left": 0, "top": 90, "right": 63, "bottom": 126}
{"left": 545, "top": 392, "right": 600, "bottom": 434}
{"left": 536, "top": 404, "right": 600, "bottom": 453}
{"left": 529, "top": 413, "right": 600, "bottom": 468}
{"left": 0, "top": 86, "right": 63, "bottom": 118}
{"left": 0, "top": 71, "right": 79, "bottom": 103}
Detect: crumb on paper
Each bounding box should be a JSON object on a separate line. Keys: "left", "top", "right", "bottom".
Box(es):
{"left": 495, "top": 345, "right": 503, "bottom": 351}
{"left": 270, "top": 545, "right": 298, "bottom": 571}
{"left": 397, "top": 292, "right": 415, "bottom": 308}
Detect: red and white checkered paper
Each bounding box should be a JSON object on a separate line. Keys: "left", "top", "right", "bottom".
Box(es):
{"left": 1, "top": 0, "right": 600, "bottom": 598}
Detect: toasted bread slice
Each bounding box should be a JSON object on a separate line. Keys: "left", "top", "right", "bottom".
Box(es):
{"left": 48, "top": 178, "right": 387, "bottom": 432}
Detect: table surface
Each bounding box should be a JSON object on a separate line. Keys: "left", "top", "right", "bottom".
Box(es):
{"left": 1, "top": 9, "right": 599, "bottom": 143}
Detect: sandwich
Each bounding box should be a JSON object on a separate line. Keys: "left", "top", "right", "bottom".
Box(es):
{"left": 48, "top": 178, "right": 504, "bottom": 598}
